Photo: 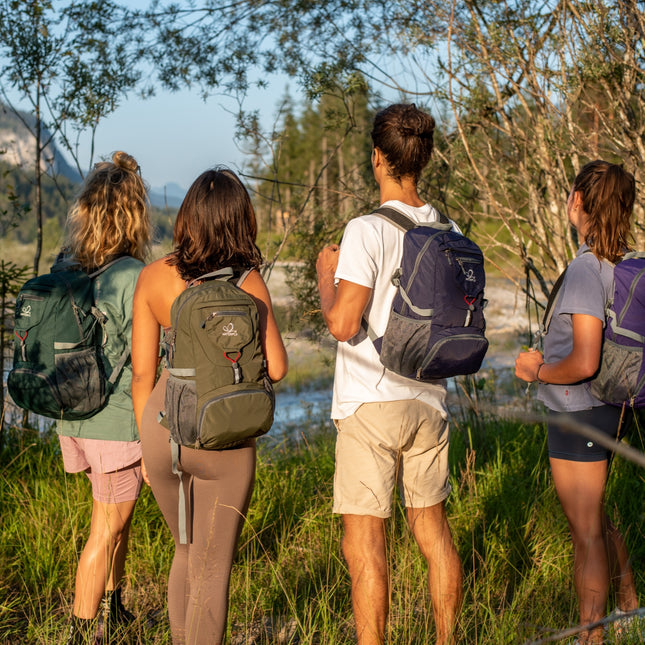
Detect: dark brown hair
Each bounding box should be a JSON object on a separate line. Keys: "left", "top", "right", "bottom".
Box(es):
{"left": 169, "top": 168, "right": 262, "bottom": 280}
{"left": 370, "top": 103, "right": 435, "bottom": 183}
{"left": 64, "top": 151, "right": 150, "bottom": 270}
{"left": 572, "top": 160, "right": 635, "bottom": 262}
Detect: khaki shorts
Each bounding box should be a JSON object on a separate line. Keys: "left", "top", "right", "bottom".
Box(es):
{"left": 333, "top": 400, "right": 451, "bottom": 517}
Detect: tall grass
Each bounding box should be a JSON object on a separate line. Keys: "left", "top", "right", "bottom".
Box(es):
{"left": 0, "top": 405, "right": 643, "bottom": 644}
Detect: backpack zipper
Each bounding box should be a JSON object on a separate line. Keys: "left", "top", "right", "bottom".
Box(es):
{"left": 202, "top": 310, "right": 247, "bottom": 327}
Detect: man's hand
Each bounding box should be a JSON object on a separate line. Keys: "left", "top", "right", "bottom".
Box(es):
{"left": 316, "top": 243, "right": 372, "bottom": 342}
{"left": 316, "top": 244, "right": 340, "bottom": 281}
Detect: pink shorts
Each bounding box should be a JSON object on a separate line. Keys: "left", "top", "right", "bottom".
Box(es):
{"left": 59, "top": 436, "right": 143, "bottom": 504}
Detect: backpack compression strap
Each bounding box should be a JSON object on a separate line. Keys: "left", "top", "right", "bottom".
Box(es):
{"left": 170, "top": 439, "right": 188, "bottom": 544}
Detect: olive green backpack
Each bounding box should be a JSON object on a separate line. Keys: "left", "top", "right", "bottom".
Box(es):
{"left": 160, "top": 267, "right": 275, "bottom": 543}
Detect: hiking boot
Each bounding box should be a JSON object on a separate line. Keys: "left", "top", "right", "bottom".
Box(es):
{"left": 66, "top": 616, "right": 96, "bottom": 645}
{"left": 95, "top": 589, "right": 135, "bottom": 643}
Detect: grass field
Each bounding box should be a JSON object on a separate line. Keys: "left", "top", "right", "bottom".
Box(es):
{"left": 1, "top": 386, "right": 644, "bottom": 644}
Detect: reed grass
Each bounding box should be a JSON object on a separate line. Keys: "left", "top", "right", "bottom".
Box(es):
{"left": 0, "top": 406, "right": 643, "bottom": 644}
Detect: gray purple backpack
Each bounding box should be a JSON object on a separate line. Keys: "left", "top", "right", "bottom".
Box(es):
{"left": 590, "top": 252, "right": 645, "bottom": 407}
{"left": 361, "top": 206, "right": 489, "bottom": 380}
{"left": 538, "top": 251, "right": 645, "bottom": 408}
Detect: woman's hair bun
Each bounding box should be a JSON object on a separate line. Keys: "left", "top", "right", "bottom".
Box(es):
{"left": 112, "top": 150, "right": 139, "bottom": 173}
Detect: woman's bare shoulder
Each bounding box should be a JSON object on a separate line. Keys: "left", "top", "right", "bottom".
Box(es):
{"left": 139, "top": 255, "right": 175, "bottom": 280}
{"left": 137, "top": 255, "right": 184, "bottom": 294}
{"left": 239, "top": 268, "right": 270, "bottom": 299}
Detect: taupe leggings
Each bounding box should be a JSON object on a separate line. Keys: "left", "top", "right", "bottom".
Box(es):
{"left": 141, "top": 371, "right": 256, "bottom": 645}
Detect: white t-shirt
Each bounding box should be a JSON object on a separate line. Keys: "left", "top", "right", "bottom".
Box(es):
{"left": 331, "top": 200, "right": 453, "bottom": 420}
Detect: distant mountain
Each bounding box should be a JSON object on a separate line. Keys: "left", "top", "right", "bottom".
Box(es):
{"left": 0, "top": 103, "right": 186, "bottom": 211}
{"left": 0, "top": 103, "right": 82, "bottom": 184}
{"left": 149, "top": 182, "right": 185, "bottom": 209}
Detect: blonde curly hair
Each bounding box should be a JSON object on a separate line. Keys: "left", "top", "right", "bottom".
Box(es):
{"left": 64, "top": 151, "right": 151, "bottom": 270}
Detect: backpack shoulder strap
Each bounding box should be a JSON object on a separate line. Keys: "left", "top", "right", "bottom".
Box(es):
{"left": 371, "top": 206, "right": 416, "bottom": 231}
{"left": 371, "top": 206, "right": 452, "bottom": 232}
{"left": 187, "top": 266, "right": 235, "bottom": 288}
{"left": 89, "top": 256, "right": 136, "bottom": 387}
{"left": 88, "top": 255, "right": 132, "bottom": 279}
{"left": 539, "top": 267, "right": 568, "bottom": 338}
{"left": 235, "top": 268, "right": 253, "bottom": 288}
{"left": 534, "top": 250, "right": 600, "bottom": 348}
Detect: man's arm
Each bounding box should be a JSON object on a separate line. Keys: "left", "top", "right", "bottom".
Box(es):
{"left": 316, "top": 244, "right": 372, "bottom": 342}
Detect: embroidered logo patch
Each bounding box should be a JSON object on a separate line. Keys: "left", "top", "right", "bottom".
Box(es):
{"left": 222, "top": 322, "right": 238, "bottom": 337}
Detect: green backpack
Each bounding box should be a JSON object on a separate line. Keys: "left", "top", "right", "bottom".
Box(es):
{"left": 161, "top": 267, "right": 275, "bottom": 544}
{"left": 8, "top": 257, "right": 131, "bottom": 420}
{"left": 161, "top": 267, "right": 275, "bottom": 450}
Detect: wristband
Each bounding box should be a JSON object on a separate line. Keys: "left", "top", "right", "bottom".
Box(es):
{"left": 536, "top": 362, "right": 545, "bottom": 383}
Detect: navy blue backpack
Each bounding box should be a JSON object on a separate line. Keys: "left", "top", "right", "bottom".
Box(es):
{"left": 361, "top": 206, "right": 489, "bottom": 381}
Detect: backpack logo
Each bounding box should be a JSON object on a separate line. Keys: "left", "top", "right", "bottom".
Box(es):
{"left": 222, "top": 322, "right": 238, "bottom": 337}
{"left": 20, "top": 303, "right": 32, "bottom": 317}
{"left": 464, "top": 268, "right": 477, "bottom": 283}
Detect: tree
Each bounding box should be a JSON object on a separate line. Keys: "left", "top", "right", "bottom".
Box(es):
{"left": 430, "top": 0, "right": 645, "bottom": 299}
{"left": 0, "top": 0, "right": 143, "bottom": 275}
{"left": 239, "top": 79, "right": 376, "bottom": 331}
{"left": 0, "top": 261, "right": 30, "bottom": 446}
{"left": 141, "top": 0, "right": 645, "bottom": 314}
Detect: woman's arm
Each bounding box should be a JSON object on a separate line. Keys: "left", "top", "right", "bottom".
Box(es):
{"left": 131, "top": 265, "right": 163, "bottom": 432}
{"left": 240, "top": 269, "right": 289, "bottom": 382}
{"left": 515, "top": 313, "right": 603, "bottom": 384}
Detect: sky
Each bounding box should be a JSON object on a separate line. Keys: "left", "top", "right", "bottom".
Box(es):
{"left": 58, "top": 0, "right": 296, "bottom": 193}
{"left": 69, "top": 81, "right": 293, "bottom": 193}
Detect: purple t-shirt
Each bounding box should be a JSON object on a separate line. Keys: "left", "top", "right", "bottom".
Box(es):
{"left": 537, "top": 244, "right": 613, "bottom": 411}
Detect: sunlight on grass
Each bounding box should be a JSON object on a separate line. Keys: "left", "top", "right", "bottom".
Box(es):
{"left": 1, "top": 406, "right": 643, "bottom": 643}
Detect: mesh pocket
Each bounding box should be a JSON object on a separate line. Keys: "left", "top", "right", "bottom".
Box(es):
{"left": 590, "top": 340, "right": 643, "bottom": 404}
{"left": 164, "top": 375, "right": 198, "bottom": 446}
{"left": 54, "top": 348, "right": 106, "bottom": 418}
{"left": 7, "top": 368, "right": 61, "bottom": 418}
{"left": 380, "top": 312, "right": 432, "bottom": 378}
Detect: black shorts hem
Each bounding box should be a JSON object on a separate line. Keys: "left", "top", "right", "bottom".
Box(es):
{"left": 548, "top": 449, "right": 608, "bottom": 463}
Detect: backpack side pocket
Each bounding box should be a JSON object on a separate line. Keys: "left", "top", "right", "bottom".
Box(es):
{"left": 54, "top": 347, "right": 107, "bottom": 419}
{"left": 163, "top": 372, "right": 199, "bottom": 447}
{"left": 589, "top": 339, "right": 643, "bottom": 406}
